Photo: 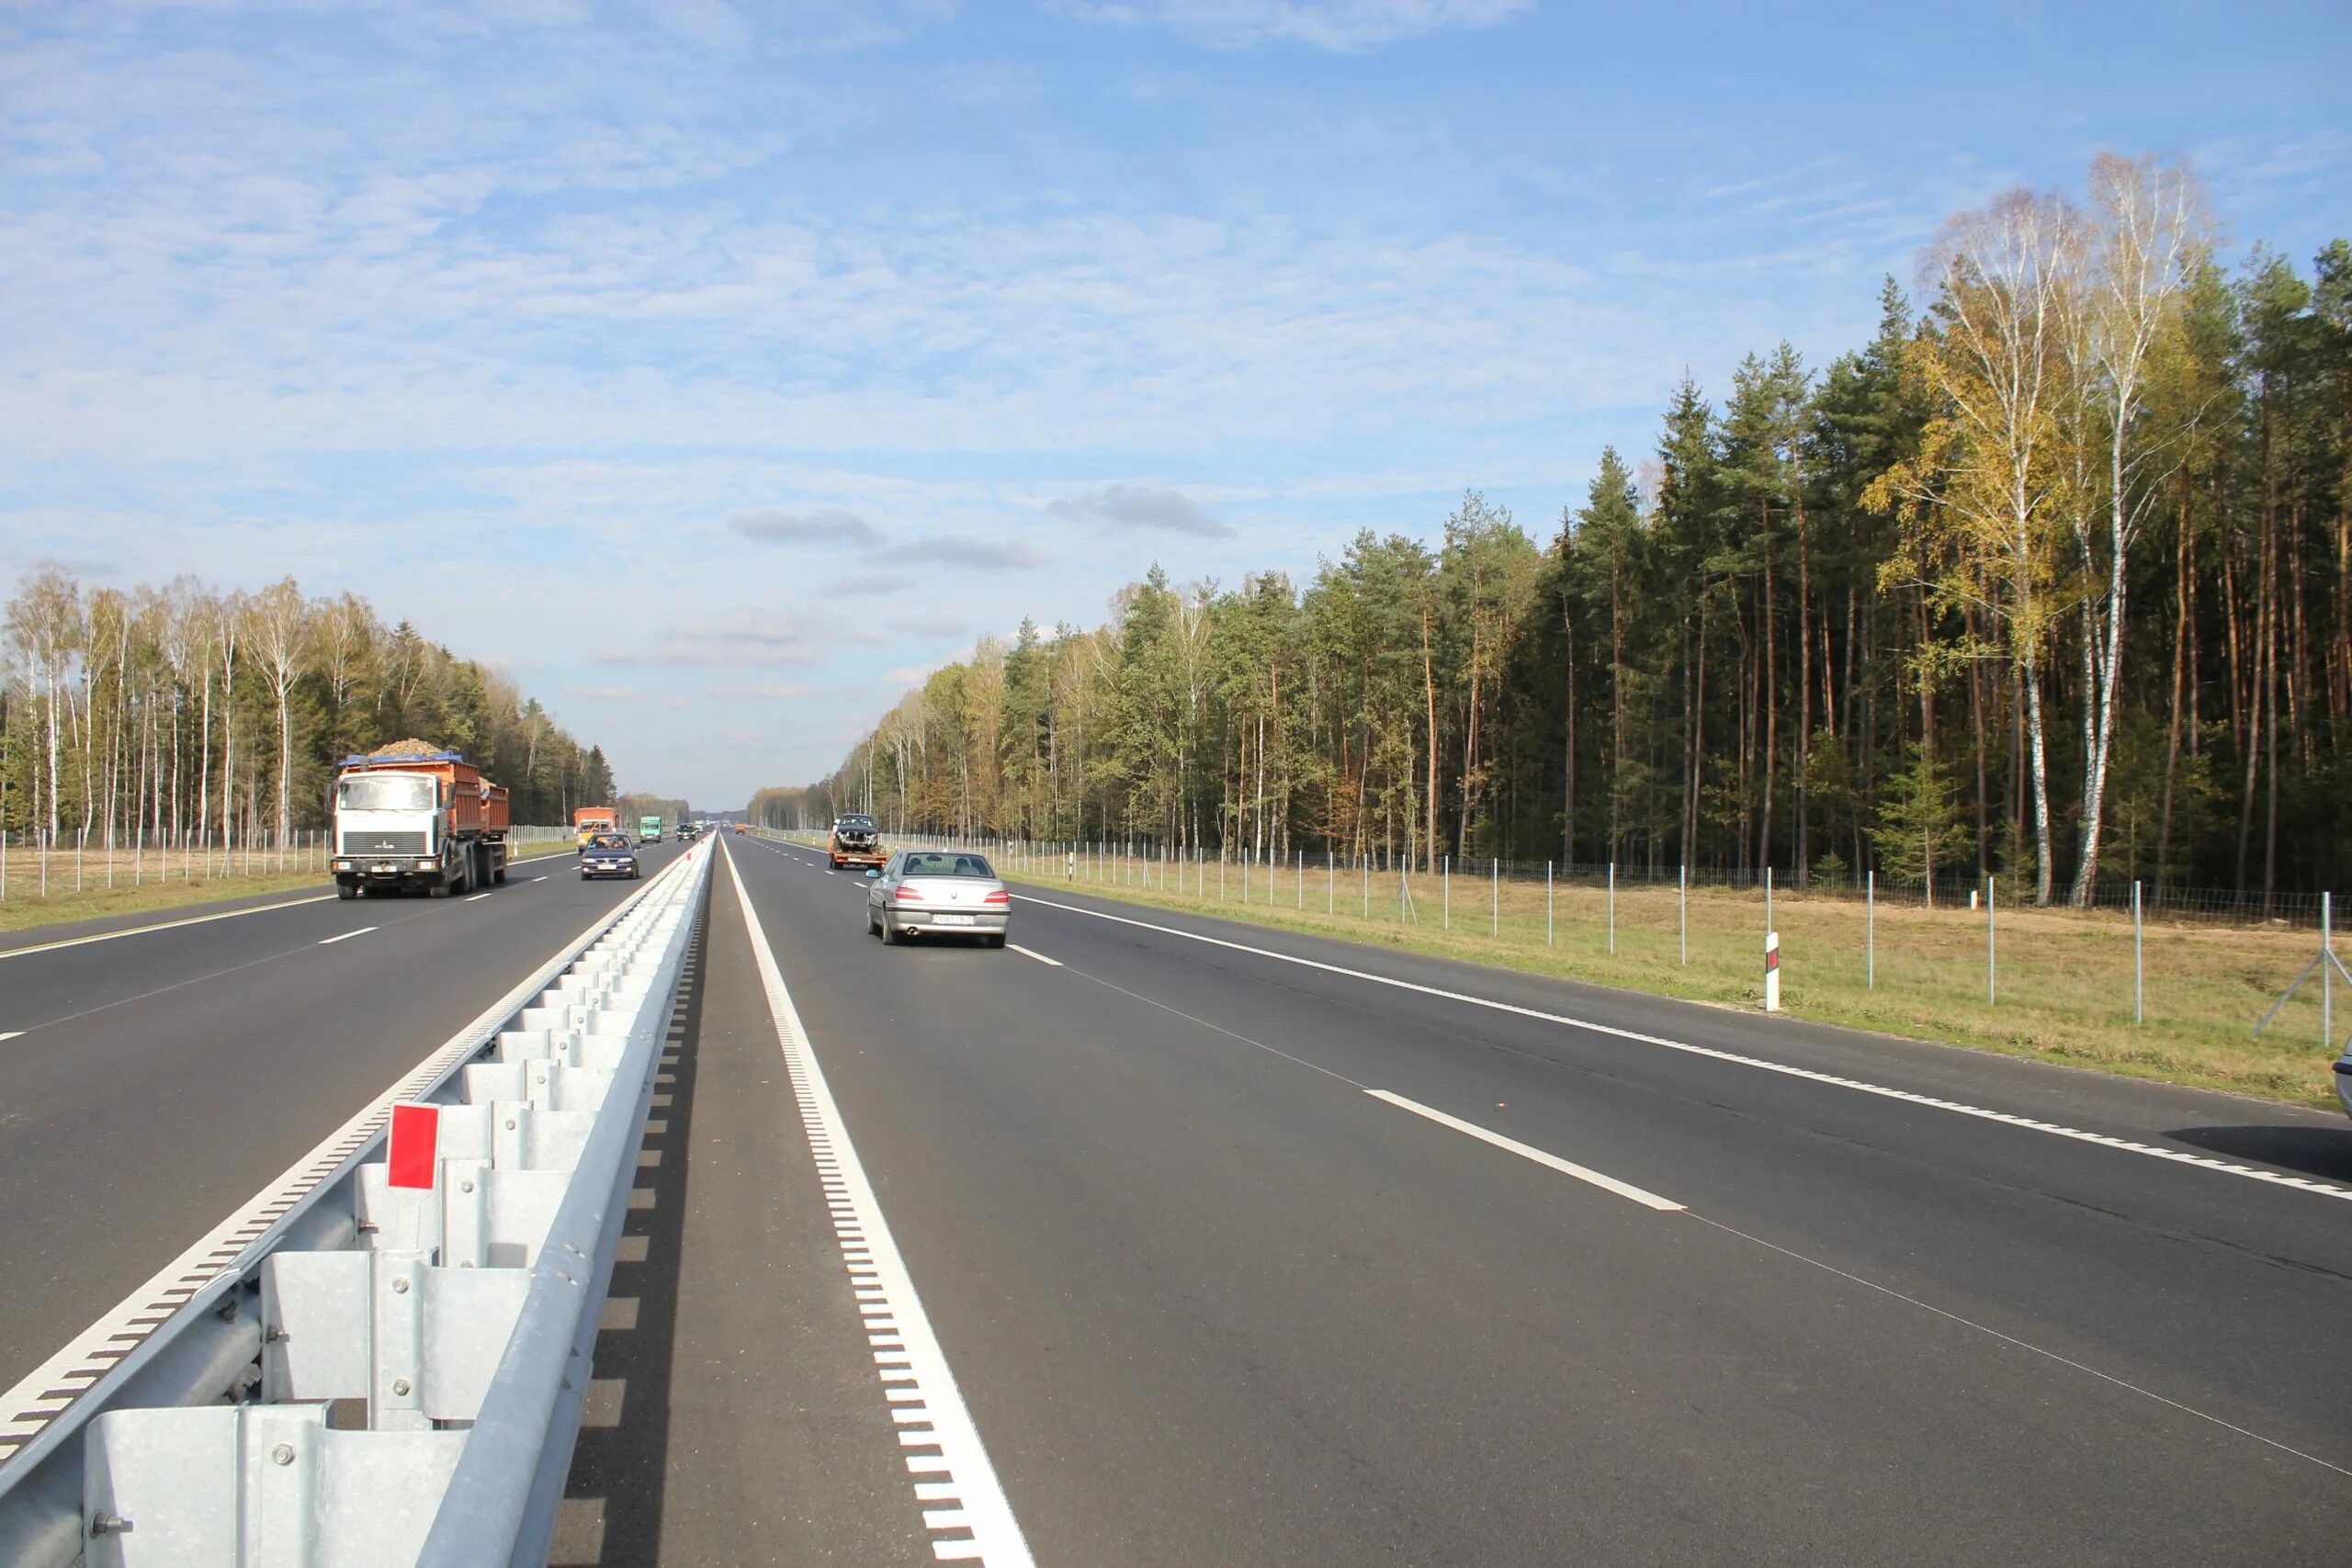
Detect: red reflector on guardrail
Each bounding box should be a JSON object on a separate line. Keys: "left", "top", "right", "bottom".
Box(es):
{"left": 387, "top": 1102, "right": 439, "bottom": 1190}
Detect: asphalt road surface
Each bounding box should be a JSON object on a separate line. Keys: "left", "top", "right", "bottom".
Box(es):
{"left": 0, "top": 840, "right": 689, "bottom": 1393}
{"left": 554, "top": 833, "right": 2352, "bottom": 1566}
{"left": 12, "top": 829, "right": 2350, "bottom": 1564}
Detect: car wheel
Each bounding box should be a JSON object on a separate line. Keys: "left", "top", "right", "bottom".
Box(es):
{"left": 983, "top": 933, "right": 1006, "bottom": 949}
{"left": 580, "top": 871, "right": 590, "bottom": 881}
{"left": 880, "top": 919, "right": 903, "bottom": 946}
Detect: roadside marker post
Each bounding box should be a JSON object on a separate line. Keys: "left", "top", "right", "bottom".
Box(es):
{"left": 1763, "top": 929, "right": 1781, "bottom": 1012}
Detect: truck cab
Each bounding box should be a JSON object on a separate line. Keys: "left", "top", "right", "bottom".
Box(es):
{"left": 639, "top": 815, "right": 664, "bottom": 845}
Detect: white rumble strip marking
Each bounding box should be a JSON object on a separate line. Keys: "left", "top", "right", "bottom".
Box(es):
{"left": 1013, "top": 894, "right": 2352, "bottom": 1207}
{"left": 725, "top": 843, "right": 1033, "bottom": 1565}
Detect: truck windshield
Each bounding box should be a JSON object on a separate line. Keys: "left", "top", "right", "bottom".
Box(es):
{"left": 339, "top": 775, "right": 435, "bottom": 812}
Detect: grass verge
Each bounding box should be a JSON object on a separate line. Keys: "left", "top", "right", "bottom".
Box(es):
{"left": 0, "top": 836, "right": 582, "bottom": 936}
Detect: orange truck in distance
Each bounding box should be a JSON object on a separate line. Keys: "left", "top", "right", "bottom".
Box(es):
{"left": 330, "top": 740, "right": 510, "bottom": 899}
{"left": 574, "top": 805, "right": 619, "bottom": 848}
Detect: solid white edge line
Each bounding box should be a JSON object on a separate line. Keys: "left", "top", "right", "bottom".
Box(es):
{"left": 1009, "top": 892, "right": 2352, "bottom": 1206}
{"left": 0, "top": 891, "right": 340, "bottom": 962}
{"left": 1005, "top": 944, "right": 1062, "bottom": 967}
{"left": 0, "top": 852, "right": 700, "bottom": 1461}
{"left": 1368, "top": 1089, "right": 1684, "bottom": 1211}
{"left": 316, "top": 926, "right": 378, "bottom": 945}
{"left": 722, "top": 842, "right": 1035, "bottom": 1567}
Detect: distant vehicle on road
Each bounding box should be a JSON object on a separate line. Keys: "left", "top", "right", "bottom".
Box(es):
{"left": 732, "top": 822, "right": 747, "bottom": 834}
{"left": 580, "top": 832, "right": 640, "bottom": 881}
{"left": 865, "top": 849, "right": 1010, "bottom": 947}
{"left": 573, "top": 805, "right": 619, "bottom": 850}
{"left": 331, "top": 741, "right": 510, "bottom": 900}
{"left": 830, "top": 813, "right": 885, "bottom": 871}
{"left": 639, "top": 814, "right": 664, "bottom": 844}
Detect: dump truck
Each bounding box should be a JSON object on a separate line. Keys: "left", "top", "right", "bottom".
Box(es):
{"left": 330, "top": 740, "right": 510, "bottom": 899}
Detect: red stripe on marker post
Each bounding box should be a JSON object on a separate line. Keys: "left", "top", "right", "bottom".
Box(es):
{"left": 387, "top": 1102, "right": 440, "bottom": 1190}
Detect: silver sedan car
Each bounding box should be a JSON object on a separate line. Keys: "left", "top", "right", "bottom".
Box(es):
{"left": 865, "top": 849, "right": 1011, "bottom": 947}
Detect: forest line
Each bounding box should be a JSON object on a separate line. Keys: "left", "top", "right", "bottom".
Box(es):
{"left": 1, "top": 570, "right": 616, "bottom": 855}
{"left": 761, "top": 154, "right": 2351, "bottom": 910}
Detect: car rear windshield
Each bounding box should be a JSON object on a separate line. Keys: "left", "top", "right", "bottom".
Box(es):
{"left": 838, "top": 818, "right": 876, "bottom": 830}
{"left": 591, "top": 835, "right": 630, "bottom": 850}
{"left": 900, "top": 852, "right": 995, "bottom": 878}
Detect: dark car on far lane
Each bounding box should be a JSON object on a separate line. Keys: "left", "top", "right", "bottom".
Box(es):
{"left": 580, "top": 832, "right": 640, "bottom": 881}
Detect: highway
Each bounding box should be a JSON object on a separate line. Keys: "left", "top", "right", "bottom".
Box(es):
{"left": 8, "top": 829, "right": 2351, "bottom": 1562}
{"left": 557, "top": 832, "right": 2352, "bottom": 1565}
{"left": 0, "top": 840, "right": 690, "bottom": 1397}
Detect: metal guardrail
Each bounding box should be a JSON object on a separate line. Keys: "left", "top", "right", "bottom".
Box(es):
{"left": 0, "top": 840, "right": 712, "bottom": 1566}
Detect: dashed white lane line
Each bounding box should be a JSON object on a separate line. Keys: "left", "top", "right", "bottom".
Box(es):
{"left": 0, "top": 1032, "right": 20, "bottom": 1043}
{"left": 465, "top": 891, "right": 493, "bottom": 903}
{"left": 1012, "top": 893, "right": 2352, "bottom": 1206}
{"left": 315, "top": 926, "right": 377, "bottom": 945}
{"left": 1369, "top": 1089, "right": 1684, "bottom": 1212}
{"left": 723, "top": 845, "right": 1035, "bottom": 1566}
{"left": 0, "top": 892, "right": 339, "bottom": 962}
{"left": 1006, "top": 944, "right": 1062, "bottom": 967}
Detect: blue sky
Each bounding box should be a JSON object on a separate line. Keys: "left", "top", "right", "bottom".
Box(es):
{"left": 4, "top": 0, "right": 2348, "bottom": 807}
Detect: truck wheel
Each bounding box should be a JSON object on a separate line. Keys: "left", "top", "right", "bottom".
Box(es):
{"left": 429, "top": 876, "right": 450, "bottom": 898}
{"left": 337, "top": 884, "right": 357, "bottom": 901}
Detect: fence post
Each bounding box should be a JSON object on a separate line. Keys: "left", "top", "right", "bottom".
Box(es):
{"left": 1442, "top": 855, "right": 1450, "bottom": 931}
{"left": 1986, "top": 876, "right": 1996, "bottom": 1005}
{"left": 1764, "top": 866, "right": 1772, "bottom": 935}
{"left": 1608, "top": 862, "right": 1616, "bottom": 954}
{"left": 1679, "top": 863, "right": 1687, "bottom": 966}
{"left": 1490, "top": 857, "right": 1498, "bottom": 936}
{"left": 1328, "top": 850, "right": 1333, "bottom": 915}
{"left": 1362, "top": 854, "right": 1368, "bottom": 918}
{"left": 2324, "top": 890, "right": 2334, "bottom": 1052}
{"left": 1546, "top": 861, "right": 1554, "bottom": 946}
{"left": 1866, "top": 869, "right": 1874, "bottom": 989}
{"left": 2133, "top": 880, "right": 2144, "bottom": 1025}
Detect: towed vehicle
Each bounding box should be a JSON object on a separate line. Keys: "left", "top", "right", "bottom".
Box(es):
{"left": 830, "top": 813, "right": 886, "bottom": 870}
{"left": 579, "top": 832, "right": 640, "bottom": 880}
{"left": 865, "top": 849, "right": 1011, "bottom": 947}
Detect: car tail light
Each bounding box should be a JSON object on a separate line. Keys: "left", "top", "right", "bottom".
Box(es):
{"left": 984, "top": 889, "right": 1010, "bottom": 905}
{"left": 895, "top": 885, "right": 924, "bottom": 900}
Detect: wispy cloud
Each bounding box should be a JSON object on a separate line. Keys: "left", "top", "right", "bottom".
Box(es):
{"left": 1045, "top": 483, "right": 1230, "bottom": 537}
{"left": 601, "top": 612, "right": 826, "bottom": 668}
{"left": 1064, "top": 0, "right": 1532, "bottom": 51}
{"left": 899, "top": 536, "right": 1052, "bottom": 570}
{"left": 729, "top": 508, "right": 881, "bottom": 546}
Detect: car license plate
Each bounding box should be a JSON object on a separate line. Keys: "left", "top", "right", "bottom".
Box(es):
{"left": 932, "top": 912, "right": 975, "bottom": 925}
